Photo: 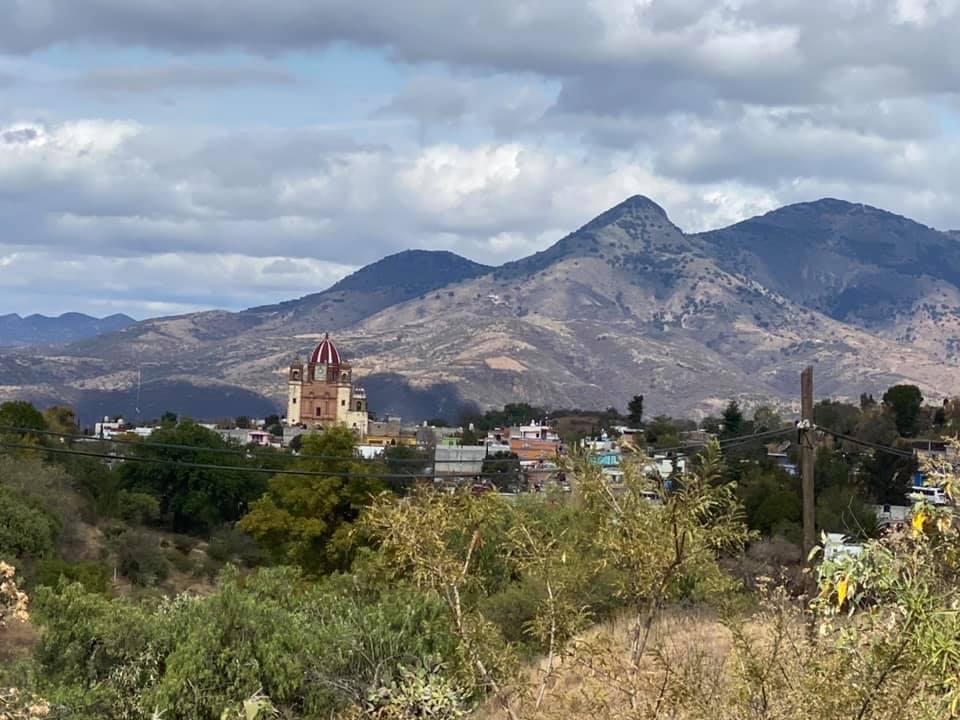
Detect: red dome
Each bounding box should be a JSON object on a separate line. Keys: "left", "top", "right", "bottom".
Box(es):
{"left": 310, "top": 334, "right": 341, "bottom": 365}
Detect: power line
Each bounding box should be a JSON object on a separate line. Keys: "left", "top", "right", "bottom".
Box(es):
{"left": 817, "top": 427, "right": 915, "bottom": 459}
{"left": 652, "top": 426, "right": 795, "bottom": 454}
{"left": 0, "top": 441, "right": 534, "bottom": 482}
{"left": 0, "top": 423, "right": 797, "bottom": 467}
{"left": 0, "top": 425, "right": 525, "bottom": 466}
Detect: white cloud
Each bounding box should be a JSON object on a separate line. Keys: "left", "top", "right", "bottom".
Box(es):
{"left": 4, "top": 0, "right": 960, "bottom": 315}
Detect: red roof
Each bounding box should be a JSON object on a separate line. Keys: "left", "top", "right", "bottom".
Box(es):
{"left": 309, "top": 333, "right": 341, "bottom": 365}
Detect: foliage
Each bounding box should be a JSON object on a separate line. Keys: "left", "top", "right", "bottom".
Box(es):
{"left": 31, "top": 559, "right": 110, "bottom": 595}
{"left": 627, "top": 394, "right": 644, "bottom": 427}
{"left": 120, "top": 421, "right": 266, "bottom": 535}
{"left": 239, "top": 427, "right": 385, "bottom": 574}
{"left": 110, "top": 530, "right": 170, "bottom": 587}
{"left": 481, "top": 452, "right": 522, "bottom": 492}
{"left": 751, "top": 405, "right": 782, "bottom": 433}
{"left": 460, "top": 403, "right": 544, "bottom": 432}
{"left": 721, "top": 400, "right": 744, "bottom": 436}
{"left": 26, "top": 566, "right": 457, "bottom": 720}
{"left": 882, "top": 383, "right": 924, "bottom": 437}
{"left": 0, "top": 487, "right": 59, "bottom": 560}
{"left": 116, "top": 490, "right": 161, "bottom": 525}
{"left": 0, "top": 401, "right": 48, "bottom": 436}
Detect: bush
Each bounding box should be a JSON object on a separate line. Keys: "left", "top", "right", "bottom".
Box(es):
{"left": 117, "top": 490, "right": 161, "bottom": 525}
{"left": 116, "top": 532, "right": 169, "bottom": 587}
{"left": 207, "top": 527, "right": 262, "bottom": 566}
{"left": 32, "top": 559, "right": 110, "bottom": 595}
{"left": 478, "top": 578, "right": 544, "bottom": 649}
{"left": 0, "top": 488, "right": 58, "bottom": 559}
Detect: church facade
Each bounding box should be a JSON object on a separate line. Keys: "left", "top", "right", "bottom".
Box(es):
{"left": 286, "top": 334, "right": 369, "bottom": 437}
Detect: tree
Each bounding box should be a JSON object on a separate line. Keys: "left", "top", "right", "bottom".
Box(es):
{"left": 643, "top": 415, "right": 677, "bottom": 445}
{"left": 722, "top": 400, "right": 744, "bottom": 436}
{"left": 239, "top": 427, "right": 385, "bottom": 573}
{"left": 699, "top": 415, "right": 722, "bottom": 435}
{"left": 0, "top": 400, "right": 47, "bottom": 437}
{"left": 814, "top": 399, "right": 861, "bottom": 436}
{"left": 235, "top": 416, "right": 252, "bottom": 430}
{"left": 882, "top": 384, "right": 923, "bottom": 437}
{"left": 159, "top": 411, "right": 178, "bottom": 428}
{"left": 481, "top": 451, "right": 522, "bottom": 492}
{"left": 627, "top": 394, "right": 644, "bottom": 427}
{"left": 120, "top": 421, "right": 265, "bottom": 535}
{"left": 752, "top": 405, "right": 782, "bottom": 433}
{"left": 0, "top": 486, "right": 59, "bottom": 559}
{"left": 41, "top": 406, "right": 77, "bottom": 435}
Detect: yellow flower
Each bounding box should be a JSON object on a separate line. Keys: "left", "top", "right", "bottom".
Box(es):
{"left": 836, "top": 575, "right": 849, "bottom": 608}
{"left": 912, "top": 510, "right": 926, "bottom": 537}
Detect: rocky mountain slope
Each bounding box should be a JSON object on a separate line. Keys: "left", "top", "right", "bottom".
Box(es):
{"left": 0, "top": 313, "right": 134, "bottom": 348}
{"left": 2, "top": 199, "right": 959, "bottom": 423}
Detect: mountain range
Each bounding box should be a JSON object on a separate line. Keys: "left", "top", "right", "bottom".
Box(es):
{"left": 2, "top": 198, "right": 960, "bottom": 424}
{"left": 0, "top": 312, "right": 135, "bottom": 348}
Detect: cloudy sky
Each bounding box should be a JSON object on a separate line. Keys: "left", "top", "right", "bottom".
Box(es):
{"left": 3, "top": 0, "right": 960, "bottom": 318}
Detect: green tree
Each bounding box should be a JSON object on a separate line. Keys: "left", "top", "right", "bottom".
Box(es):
{"left": 882, "top": 383, "right": 924, "bottom": 437}
{"left": 627, "top": 394, "right": 644, "bottom": 427}
{"left": 722, "top": 400, "right": 744, "bottom": 436}
{"left": 239, "top": 427, "right": 385, "bottom": 573}
{"left": 0, "top": 400, "right": 48, "bottom": 445}
{"left": 481, "top": 451, "right": 522, "bottom": 492}
{"left": 160, "top": 411, "right": 179, "bottom": 428}
{"left": 0, "top": 487, "right": 59, "bottom": 560}
{"left": 751, "top": 405, "right": 782, "bottom": 433}
{"left": 814, "top": 399, "right": 861, "bottom": 436}
{"left": 643, "top": 415, "right": 677, "bottom": 445}
{"left": 41, "top": 405, "right": 77, "bottom": 435}
{"left": 120, "top": 421, "right": 265, "bottom": 535}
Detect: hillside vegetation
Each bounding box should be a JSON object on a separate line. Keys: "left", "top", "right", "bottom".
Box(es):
{"left": 1, "top": 397, "right": 959, "bottom": 718}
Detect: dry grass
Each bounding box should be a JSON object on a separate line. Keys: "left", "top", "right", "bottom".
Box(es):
{"left": 472, "top": 607, "right": 745, "bottom": 720}
{"left": 0, "top": 619, "right": 37, "bottom": 666}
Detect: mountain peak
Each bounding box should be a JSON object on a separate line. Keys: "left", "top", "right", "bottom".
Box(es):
{"left": 578, "top": 194, "right": 671, "bottom": 233}
{"left": 330, "top": 250, "right": 492, "bottom": 294}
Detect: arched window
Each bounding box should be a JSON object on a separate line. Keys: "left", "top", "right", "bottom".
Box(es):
{"left": 356, "top": 401, "right": 362, "bottom": 412}
{"left": 291, "top": 370, "right": 300, "bottom": 381}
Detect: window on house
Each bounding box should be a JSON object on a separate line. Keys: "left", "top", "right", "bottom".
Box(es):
{"left": 341, "top": 399, "right": 346, "bottom": 406}
{"left": 292, "top": 398, "right": 297, "bottom": 404}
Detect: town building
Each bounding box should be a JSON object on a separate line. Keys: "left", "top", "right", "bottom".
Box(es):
{"left": 286, "top": 334, "right": 369, "bottom": 437}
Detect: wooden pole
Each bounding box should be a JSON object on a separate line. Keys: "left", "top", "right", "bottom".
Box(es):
{"left": 800, "top": 366, "right": 816, "bottom": 591}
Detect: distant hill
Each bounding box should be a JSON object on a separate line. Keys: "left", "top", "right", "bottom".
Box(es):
{"left": 0, "top": 312, "right": 135, "bottom": 348}
{"left": 2, "top": 200, "right": 960, "bottom": 423}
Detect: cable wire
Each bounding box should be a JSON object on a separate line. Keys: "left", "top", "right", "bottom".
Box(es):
{"left": 0, "top": 441, "right": 544, "bottom": 481}
{"left": 817, "top": 427, "right": 915, "bottom": 459}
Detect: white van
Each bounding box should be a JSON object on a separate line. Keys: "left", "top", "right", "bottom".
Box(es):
{"left": 907, "top": 485, "right": 949, "bottom": 506}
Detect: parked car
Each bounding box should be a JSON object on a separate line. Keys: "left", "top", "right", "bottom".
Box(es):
{"left": 907, "top": 485, "right": 949, "bottom": 506}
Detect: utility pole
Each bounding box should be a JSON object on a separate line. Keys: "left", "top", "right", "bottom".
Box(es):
{"left": 800, "top": 367, "right": 816, "bottom": 591}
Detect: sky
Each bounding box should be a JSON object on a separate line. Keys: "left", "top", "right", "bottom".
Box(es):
{"left": 3, "top": 0, "right": 960, "bottom": 319}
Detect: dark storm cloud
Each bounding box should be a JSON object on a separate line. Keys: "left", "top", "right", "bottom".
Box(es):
{"left": 76, "top": 61, "right": 296, "bottom": 93}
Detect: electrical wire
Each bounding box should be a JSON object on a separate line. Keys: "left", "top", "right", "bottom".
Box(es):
{"left": 0, "top": 441, "right": 542, "bottom": 481}
{"left": 0, "top": 423, "right": 798, "bottom": 466}
{"left": 0, "top": 425, "right": 524, "bottom": 466}
{"left": 817, "top": 427, "right": 915, "bottom": 459}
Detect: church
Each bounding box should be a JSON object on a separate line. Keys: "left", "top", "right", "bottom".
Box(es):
{"left": 286, "top": 334, "right": 369, "bottom": 437}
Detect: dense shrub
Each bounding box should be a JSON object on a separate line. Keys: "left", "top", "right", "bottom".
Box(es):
{"left": 0, "top": 488, "right": 58, "bottom": 560}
